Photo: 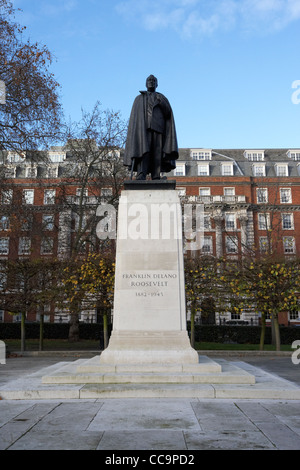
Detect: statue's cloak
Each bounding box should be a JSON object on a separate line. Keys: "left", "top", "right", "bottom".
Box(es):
{"left": 123, "top": 91, "right": 179, "bottom": 173}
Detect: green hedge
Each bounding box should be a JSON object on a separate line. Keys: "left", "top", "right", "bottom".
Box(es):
{"left": 1, "top": 322, "right": 299, "bottom": 345}
{"left": 191, "top": 324, "right": 300, "bottom": 345}
{"left": 0, "top": 322, "right": 109, "bottom": 340}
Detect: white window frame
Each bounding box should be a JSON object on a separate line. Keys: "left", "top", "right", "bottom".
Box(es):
{"left": 42, "top": 214, "right": 54, "bottom": 231}
{"left": 197, "top": 163, "right": 210, "bottom": 176}
{"left": 25, "top": 166, "right": 37, "bottom": 178}
{"left": 275, "top": 163, "right": 288, "bottom": 177}
{"left": 44, "top": 189, "right": 56, "bottom": 205}
{"left": 0, "top": 216, "right": 9, "bottom": 231}
{"left": 287, "top": 150, "right": 300, "bottom": 161}
{"left": 41, "top": 237, "right": 54, "bottom": 255}
{"left": 283, "top": 236, "right": 296, "bottom": 254}
{"left": 225, "top": 213, "right": 236, "bottom": 231}
{"left": 203, "top": 213, "right": 211, "bottom": 230}
{"left": 23, "top": 189, "right": 34, "bottom": 204}
{"left": 0, "top": 237, "right": 9, "bottom": 255}
{"left": 201, "top": 236, "right": 213, "bottom": 254}
{"left": 253, "top": 164, "right": 266, "bottom": 177}
{"left": 280, "top": 188, "right": 292, "bottom": 203}
{"left": 2, "top": 189, "right": 13, "bottom": 204}
{"left": 226, "top": 236, "right": 238, "bottom": 254}
{"left": 48, "top": 152, "right": 66, "bottom": 163}
{"left": 256, "top": 188, "right": 268, "bottom": 203}
{"left": 174, "top": 164, "right": 185, "bottom": 176}
{"left": 221, "top": 162, "right": 233, "bottom": 176}
{"left": 224, "top": 187, "right": 235, "bottom": 196}
{"left": 199, "top": 187, "right": 211, "bottom": 196}
{"left": 259, "top": 236, "right": 270, "bottom": 253}
{"left": 258, "top": 213, "right": 270, "bottom": 230}
{"left": 18, "top": 237, "right": 31, "bottom": 255}
{"left": 177, "top": 187, "right": 186, "bottom": 196}
{"left": 47, "top": 166, "right": 58, "bottom": 178}
{"left": 191, "top": 149, "right": 212, "bottom": 160}
{"left": 244, "top": 150, "right": 265, "bottom": 161}
{"left": 282, "top": 213, "right": 294, "bottom": 230}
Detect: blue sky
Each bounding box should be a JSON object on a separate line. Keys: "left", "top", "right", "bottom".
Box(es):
{"left": 12, "top": 0, "right": 300, "bottom": 149}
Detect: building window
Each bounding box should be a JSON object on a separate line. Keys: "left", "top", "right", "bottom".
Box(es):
{"left": 0, "top": 216, "right": 9, "bottom": 231}
{"left": 0, "top": 237, "right": 9, "bottom": 255}
{"left": 276, "top": 164, "right": 288, "bottom": 177}
{"left": 253, "top": 164, "right": 266, "bottom": 177}
{"left": 197, "top": 164, "right": 210, "bottom": 176}
{"left": 289, "top": 306, "right": 299, "bottom": 321}
{"left": 203, "top": 214, "right": 211, "bottom": 230}
{"left": 44, "top": 189, "right": 56, "bottom": 205}
{"left": 221, "top": 163, "right": 233, "bottom": 176}
{"left": 224, "top": 187, "right": 235, "bottom": 196}
{"left": 283, "top": 236, "right": 296, "bottom": 254}
{"left": 244, "top": 150, "right": 265, "bottom": 161}
{"left": 201, "top": 236, "right": 213, "bottom": 254}
{"left": 42, "top": 215, "right": 54, "bottom": 231}
{"left": 23, "top": 189, "right": 34, "bottom": 204}
{"left": 280, "top": 188, "right": 292, "bottom": 203}
{"left": 7, "top": 151, "right": 25, "bottom": 163}
{"left": 256, "top": 188, "right": 268, "bottom": 203}
{"left": 282, "top": 213, "right": 294, "bottom": 230}
{"left": 258, "top": 213, "right": 270, "bottom": 230}
{"left": 22, "top": 216, "right": 32, "bottom": 231}
{"left": 1, "top": 189, "right": 13, "bottom": 204}
{"left": 177, "top": 187, "right": 186, "bottom": 196}
{"left": 25, "top": 166, "right": 37, "bottom": 178}
{"left": 199, "top": 187, "right": 210, "bottom": 197}
{"left": 191, "top": 149, "right": 212, "bottom": 160}
{"left": 226, "top": 236, "right": 238, "bottom": 254}
{"left": 174, "top": 164, "right": 185, "bottom": 176}
{"left": 41, "top": 237, "right": 54, "bottom": 255}
{"left": 259, "top": 236, "right": 270, "bottom": 253}
{"left": 101, "top": 187, "right": 113, "bottom": 197}
{"left": 47, "top": 166, "right": 58, "bottom": 178}
{"left": 48, "top": 152, "right": 66, "bottom": 163}
{"left": 287, "top": 150, "right": 300, "bottom": 161}
{"left": 225, "top": 213, "right": 236, "bottom": 230}
{"left": 18, "top": 237, "right": 31, "bottom": 255}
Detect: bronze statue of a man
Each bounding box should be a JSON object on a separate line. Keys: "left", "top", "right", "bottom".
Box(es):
{"left": 124, "top": 75, "right": 179, "bottom": 180}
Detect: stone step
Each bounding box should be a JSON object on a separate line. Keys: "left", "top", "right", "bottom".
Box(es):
{"left": 41, "top": 357, "right": 255, "bottom": 385}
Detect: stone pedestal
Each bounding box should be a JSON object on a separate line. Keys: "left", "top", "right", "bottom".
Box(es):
{"left": 100, "top": 180, "right": 199, "bottom": 365}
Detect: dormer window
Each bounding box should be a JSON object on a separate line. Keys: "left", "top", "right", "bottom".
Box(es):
{"left": 197, "top": 163, "right": 210, "bottom": 176}
{"left": 48, "top": 152, "right": 66, "bottom": 163}
{"left": 174, "top": 163, "right": 185, "bottom": 176}
{"left": 7, "top": 151, "right": 25, "bottom": 163}
{"left": 191, "top": 149, "right": 212, "bottom": 160}
{"left": 244, "top": 150, "right": 265, "bottom": 161}
{"left": 221, "top": 162, "right": 234, "bottom": 176}
{"left": 25, "top": 166, "right": 37, "bottom": 178}
{"left": 253, "top": 163, "right": 266, "bottom": 177}
{"left": 287, "top": 150, "right": 300, "bottom": 161}
{"left": 275, "top": 163, "right": 288, "bottom": 177}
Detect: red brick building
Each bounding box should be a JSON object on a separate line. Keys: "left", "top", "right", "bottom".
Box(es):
{"left": 0, "top": 146, "right": 300, "bottom": 325}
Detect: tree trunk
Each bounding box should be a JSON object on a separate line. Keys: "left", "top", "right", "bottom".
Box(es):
{"left": 190, "top": 308, "right": 196, "bottom": 348}
{"left": 103, "top": 312, "right": 108, "bottom": 349}
{"left": 39, "top": 314, "right": 44, "bottom": 351}
{"left": 21, "top": 312, "right": 26, "bottom": 352}
{"left": 68, "top": 312, "right": 79, "bottom": 342}
{"left": 259, "top": 313, "right": 266, "bottom": 351}
{"left": 272, "top": 314, "right": 281, "bottom": 351}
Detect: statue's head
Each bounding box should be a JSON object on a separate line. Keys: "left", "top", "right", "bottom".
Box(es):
{"left": 146, "top": 75, "right": 158, "bottom": 91}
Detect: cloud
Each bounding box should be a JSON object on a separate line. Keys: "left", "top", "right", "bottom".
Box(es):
{"left": 115, "top": 0, "right": 300, "bottom": 37}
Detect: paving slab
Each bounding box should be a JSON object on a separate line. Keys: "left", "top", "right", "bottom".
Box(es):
{"left": 1, "top": 356, "right": 300, "bottom": 450}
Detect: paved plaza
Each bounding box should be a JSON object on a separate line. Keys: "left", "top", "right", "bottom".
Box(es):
{"left": 0, "top": 352, "right": 300, "bottom": 451}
